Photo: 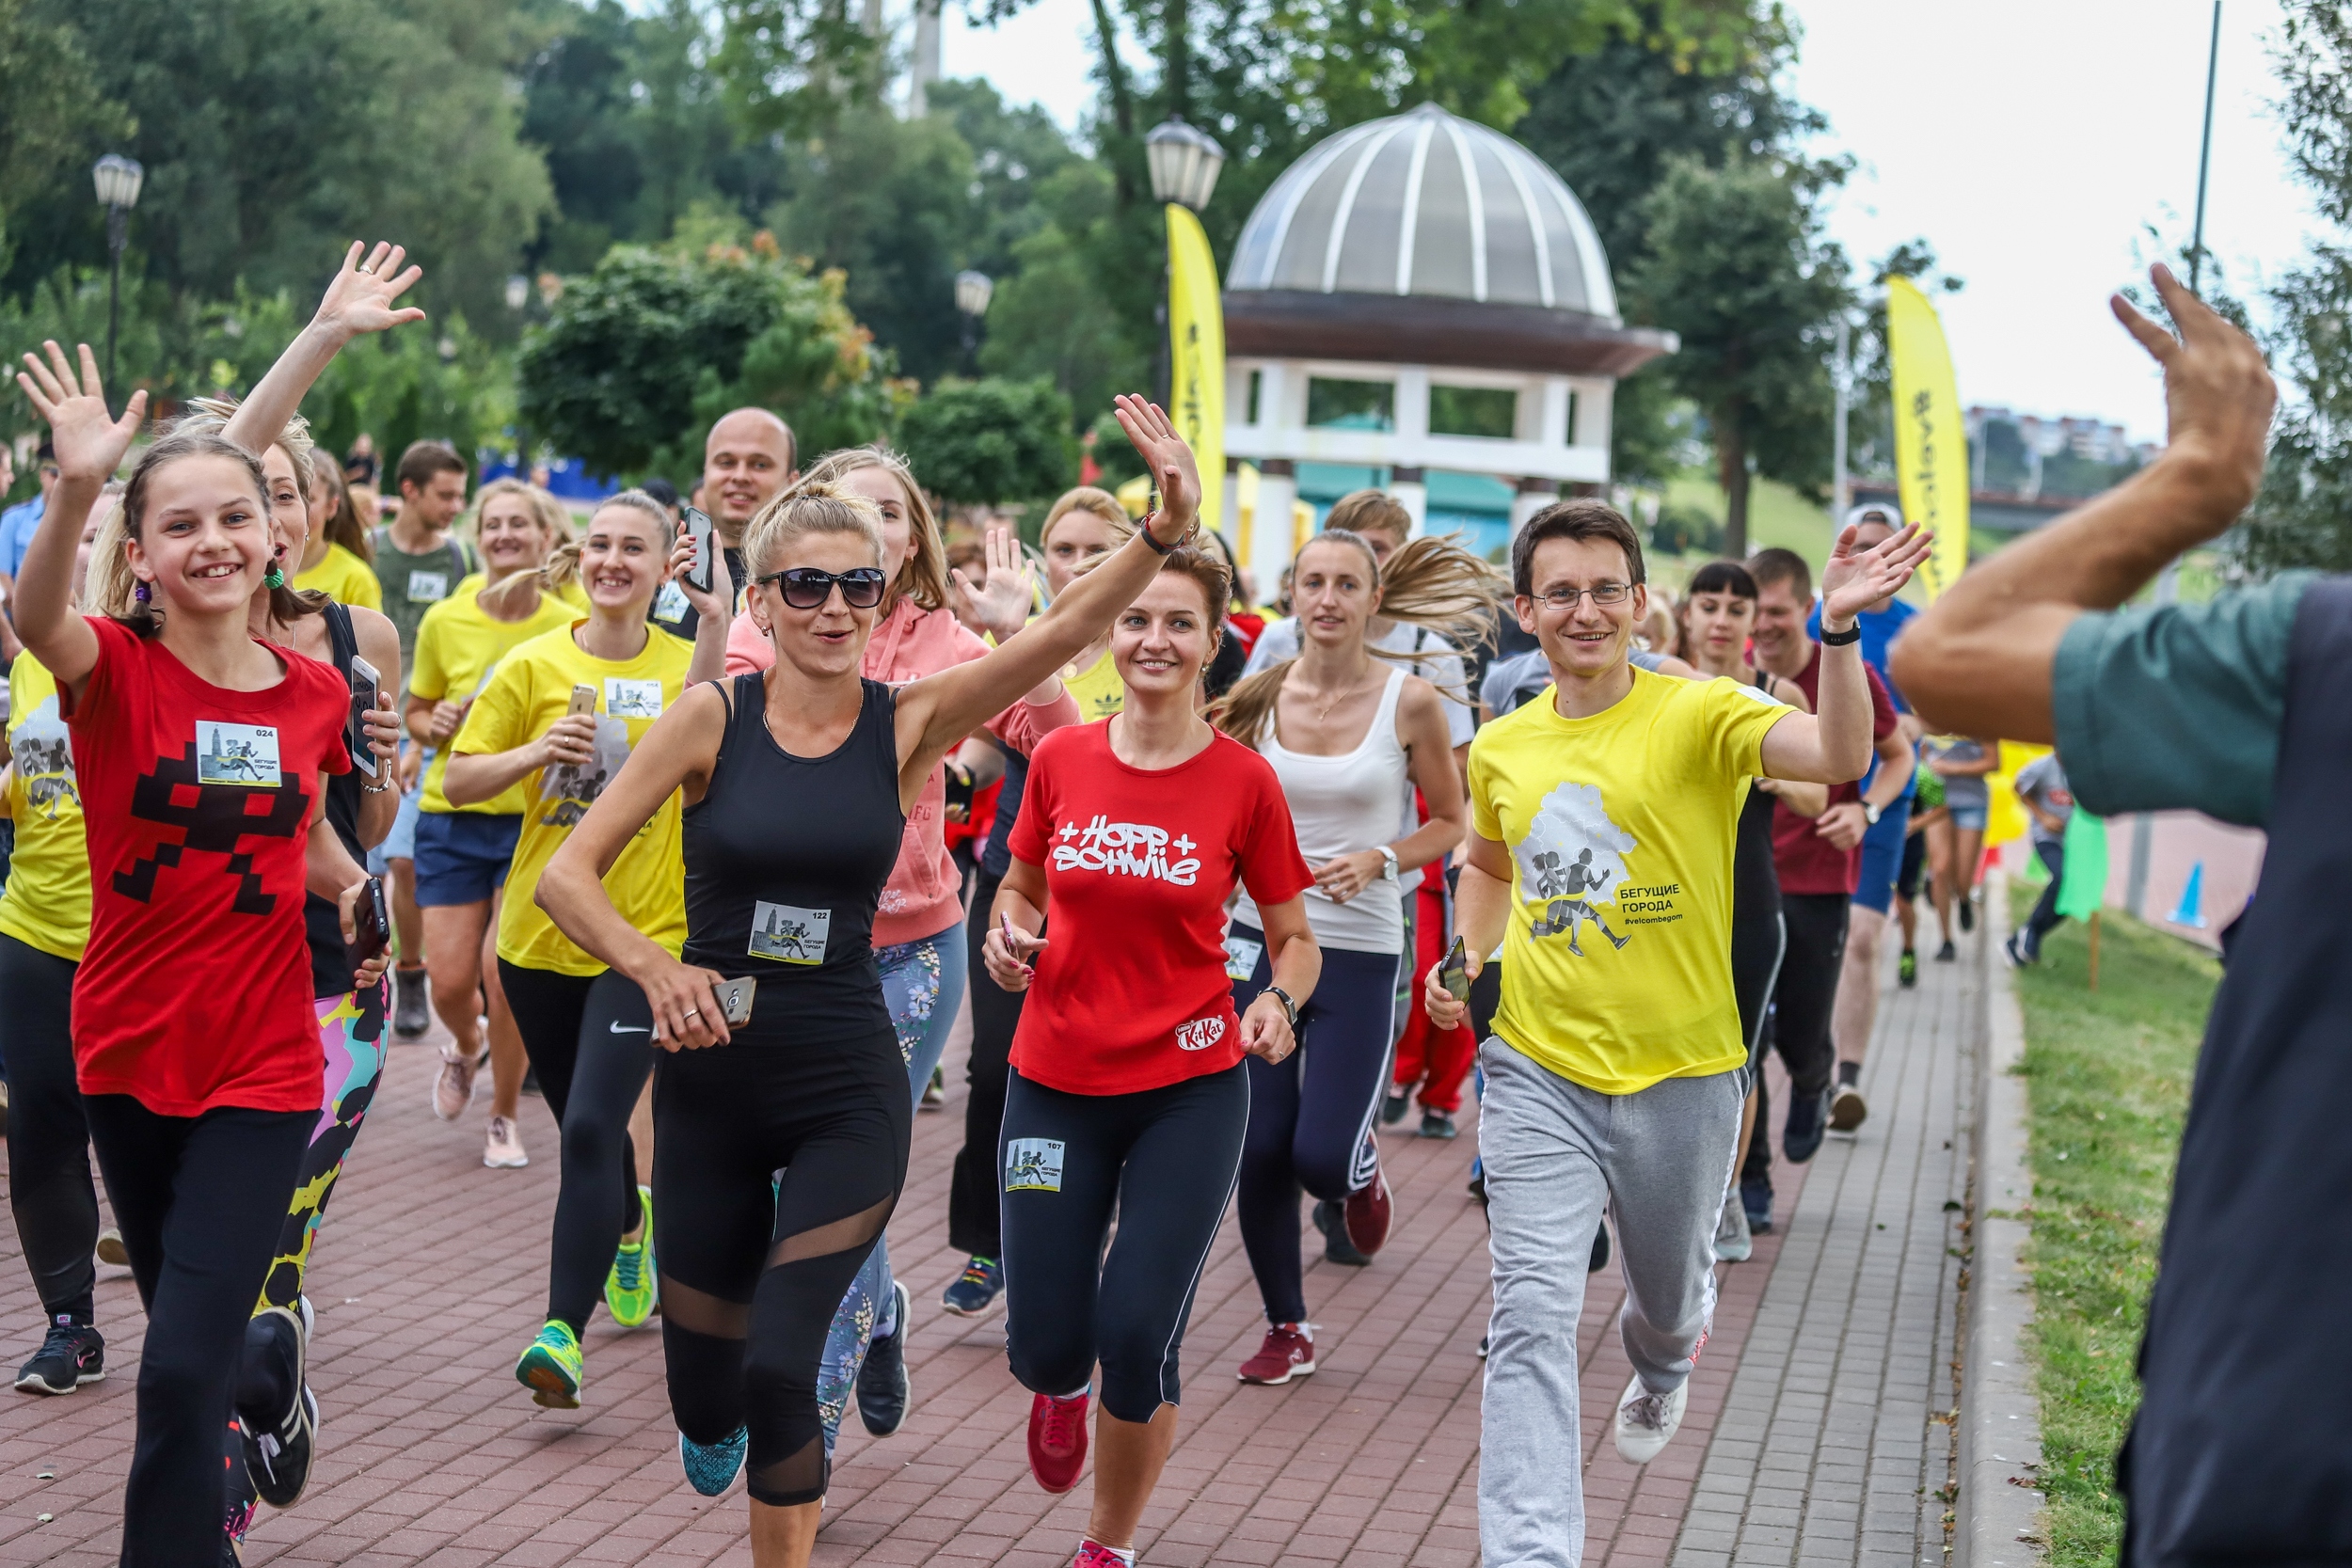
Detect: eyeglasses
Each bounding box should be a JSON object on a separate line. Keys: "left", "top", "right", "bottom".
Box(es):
{"left": 1531, "top": 582, "right": 1632, "bottom": 610}
{"left": 758, "top": 566, "right": 888, "bottom": 610}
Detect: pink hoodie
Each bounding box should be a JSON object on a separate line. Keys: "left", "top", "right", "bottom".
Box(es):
{"left": 725, "top": 599, "right": 1077, "bottom": 947}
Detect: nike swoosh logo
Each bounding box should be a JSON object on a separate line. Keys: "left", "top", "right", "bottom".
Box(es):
{"left": 609, "top": 1022, "right": 651, "bottom": 1035}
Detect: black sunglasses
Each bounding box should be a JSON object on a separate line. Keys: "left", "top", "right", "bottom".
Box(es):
{"left": 757, "top": 566, "right": 888, "bottom": 610}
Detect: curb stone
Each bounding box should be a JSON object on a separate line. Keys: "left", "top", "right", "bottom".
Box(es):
{"left": 1960, "top": 872, "right": 2047, "bottom": 1568}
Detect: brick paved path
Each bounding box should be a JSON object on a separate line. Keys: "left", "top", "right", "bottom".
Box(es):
{"left": 0, "top": 928, "right": 1976, "bottom": 1567}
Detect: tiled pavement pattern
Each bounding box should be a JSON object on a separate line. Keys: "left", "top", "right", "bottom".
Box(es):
{"left": 0, "top": 927, "right": 1975, "bottom": 1566}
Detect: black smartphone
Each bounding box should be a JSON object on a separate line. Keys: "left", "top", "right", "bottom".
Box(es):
{"left": 347, "top": 656, "right": 381, "bottom": 778}
{"left": 350, "top": 876, "right": 390, "bottom": 966}
{"left": 683, "top": 505, "right": 716, "bottom": 595}
{"left": 1439, "top": 935, "right": 1470, "bottom": 1002}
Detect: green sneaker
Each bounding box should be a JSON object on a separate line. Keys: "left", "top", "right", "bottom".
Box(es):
{"left": 1898, "top": 948, "right": 1918, "bottom": 989}
{"left": 516, "top": 1321, "right": 583, "bottom": 1409}
{"left": 605, "top": 1186, "right": 658, "bottom": 1328}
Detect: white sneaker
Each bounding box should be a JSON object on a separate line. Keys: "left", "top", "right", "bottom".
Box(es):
{"left": 433, "top": 1048, "right": 484, "bottom": 1122}
{"left": 1712, "top": 1188, "right": 1752, "bottom": 1262}
{"left": 483, "top": 1115, "right": 529, "bottom": 1168}
{"left": 1613, "top": 1375, "right": 1688, "bottom": 1465}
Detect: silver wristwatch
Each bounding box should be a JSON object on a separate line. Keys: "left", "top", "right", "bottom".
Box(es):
{"left": 1377, "top": 845, "right": 1400, "bottom": 881}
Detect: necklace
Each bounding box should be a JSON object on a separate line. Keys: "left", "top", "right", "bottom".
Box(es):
{"left": 1295, "top": 661, "right": 1375, "bottom": 725}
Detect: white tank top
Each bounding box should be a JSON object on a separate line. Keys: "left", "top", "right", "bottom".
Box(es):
{"left": 1233, "top": 667, "right": 1410, "bottom": 956}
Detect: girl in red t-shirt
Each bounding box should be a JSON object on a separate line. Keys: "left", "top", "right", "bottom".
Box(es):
{"left": 981, "top": 548, "right": 1322, "bottom": 1568}
{"left": 13, "top": 343, "right": 382, "bottom": 1562}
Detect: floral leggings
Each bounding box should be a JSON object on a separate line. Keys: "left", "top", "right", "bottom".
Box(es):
{"left": 815, "top": 928, "right": 967, "bottom": 1449}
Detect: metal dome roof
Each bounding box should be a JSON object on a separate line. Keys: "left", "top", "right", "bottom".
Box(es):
{"left": 1228, "top": 102, "right": 1619, "bottom": 323}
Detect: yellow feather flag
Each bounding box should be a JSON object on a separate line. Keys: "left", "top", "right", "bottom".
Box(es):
{"left": 1166, "top": 203, "right": 1225, "bottom": 538}
{"left": 1886, "top": 277, "right": 1969, "bottom": 599}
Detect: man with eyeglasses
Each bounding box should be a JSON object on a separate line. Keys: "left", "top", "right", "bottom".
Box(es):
{"left": 1422, "top": 499, "right": 1925, "bottom": 1566}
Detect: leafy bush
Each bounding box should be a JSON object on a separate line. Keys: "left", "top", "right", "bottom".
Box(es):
{"left": 897, "top": 377, "right": 1076, "bottom": 508}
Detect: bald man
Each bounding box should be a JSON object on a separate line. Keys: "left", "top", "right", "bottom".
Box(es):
{"left": 652, "top": 406, "right": 797, "bottom": 641}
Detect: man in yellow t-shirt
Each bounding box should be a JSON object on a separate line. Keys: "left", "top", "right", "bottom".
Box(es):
{"left": 1421, "top": 499, "right": 1928, "bottom": 1564}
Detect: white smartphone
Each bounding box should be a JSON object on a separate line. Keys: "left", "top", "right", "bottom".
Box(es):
{"left": 347, "top": 657, "right": 382, "bottom": 778}
{"left": 684, "top": 506, "right": 717, "bottom": 595}
{"left": 715, "top": 976, "right": 756, "bottom": 1026}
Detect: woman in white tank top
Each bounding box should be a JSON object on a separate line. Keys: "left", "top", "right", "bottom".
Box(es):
{"left": 1213, "top": 526, "right": 1493, "bottom": 1387}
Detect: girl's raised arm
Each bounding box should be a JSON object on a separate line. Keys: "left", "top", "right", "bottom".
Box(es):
{"left": 13, "top": 342, "right": 145, "bottom": 694}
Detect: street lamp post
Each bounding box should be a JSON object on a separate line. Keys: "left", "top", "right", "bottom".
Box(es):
{"left": 1143, "top": 118, "right": 1225, "bottom": 404}
{"left": 91, "top": 154, "right": 145, "bottom": 397}
{"left": 954, "top": 270, "right": 993, "bottom": 375}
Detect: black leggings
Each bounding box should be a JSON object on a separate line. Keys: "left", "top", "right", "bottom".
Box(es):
{"left": 0, "top": 934, "right": 95, "bottom": 1323}
{"left": 1732, "top": 913, "right": 1787, "bottom": 1069}
{"left": 497, "top": 961, "right": 655, "bottom": 1336}
{"left": 1231, "top": 928, "right": 1399, "bottom": 1324}
{"left": 949, "top": 868, "right": 1024, "bottom": 1259}
{"left": 654, "top": 1024, "right": 909, "bottom": 1508}
{"left": 1001, "top": 1064, "right": 1248, "bottom": 1424}
{"left": 1745, "top": 893, "right": 1847, "bottom": 1186}
{"left": 85, "top": 1095, "right": 310, "bottom": 1566}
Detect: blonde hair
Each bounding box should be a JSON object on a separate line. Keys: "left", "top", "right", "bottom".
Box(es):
{"left": 1212, "top": 528, "right": 1503, "bottom": 745}
{"left": 794, "top": 447, "right": 948, "bottom": 613}
{"left": 1323, "top": 488, "right": 1412, "bottom": 546}
{"left": 79, "top": 486, "right": 132, "bottom": 617}
{"left": 183, "top": 397, "right": 315, "bottom": 512}
{"left": 468, "top": 478, "right": 571, "bottom": 557}
{"left": 483, "top": 488, "right": 666, "bottom": 616}
{"left": 1041, "top": 486, "right": 1127, "bottom": 552}
{"left": 741, "top": 480, "right": 887, "bottom": 582}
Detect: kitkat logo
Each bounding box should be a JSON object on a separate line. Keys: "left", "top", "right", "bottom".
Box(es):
{"left": 1174, "top": 1015, "right": 1227, "bottom": 1052}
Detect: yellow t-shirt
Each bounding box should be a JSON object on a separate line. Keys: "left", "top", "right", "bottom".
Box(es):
{"left": 294, "top": 543, "right": 384, "bottom": 610}
{"left": 454, "top": 624, "right": 692, "bottom": 975}
{"left": 1061, "top": 646, "right": 1126, "bottom": 722}
{"left": 449, "top": 572, "right": 591, "bottom": 613}
{"left": 0, "top": 656, "right": 89, "bottom": 960}
{"left": 412, "top": 585, "right": 583, "bottom": 815}
{"left": 1470, "top": 669, "right": 1790, "bottom": 1095}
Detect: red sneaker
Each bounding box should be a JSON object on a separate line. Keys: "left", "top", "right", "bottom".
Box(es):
{"left": 1027, "top": 1390, "right": 1089, "bottom": 1493}
{"left": 1236, "top": 1323, "right": 1317, "bottom": 1385}
{"left": 1343, "top": 1165, "right": 1392, "bottom": 1257}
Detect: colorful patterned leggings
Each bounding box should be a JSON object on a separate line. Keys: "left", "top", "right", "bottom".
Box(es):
{"left": 255, "top": 980, "right": 387, "bottom": 1313}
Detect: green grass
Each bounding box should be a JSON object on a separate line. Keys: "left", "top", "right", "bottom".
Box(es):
{"left": 1656, "top": 475, "right": 1836, "bottom": 577}
{"left": 2006, "top": 889, "right": 2217, "bottom": 1568}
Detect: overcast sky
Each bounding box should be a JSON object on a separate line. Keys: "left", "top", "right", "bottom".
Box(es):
{"left": 936, "top": 0, "right": 2318, "bottom": 442}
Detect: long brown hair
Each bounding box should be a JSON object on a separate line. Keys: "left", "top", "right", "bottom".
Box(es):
{"left": 152, "top": 404, "right": 327, "bottom": 629}
{"left": 1212, "top": 527, "right": 1502, "bottom": 745}
{"left": 789, "top": 447, "right": 947, "bottom": 613}
{"left": 308, "top": 449, "right": 375, "bottom": 564}
{"left": 93, "top": 430, "right": 315, "bottom": 636}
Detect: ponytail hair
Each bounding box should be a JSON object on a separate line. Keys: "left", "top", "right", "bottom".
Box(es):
{"left": 1212, "top": 525, "right": 1503, "bottom": 745}
{"left": 482, "top": 487, "right": 665, "bottom": 617}
{"left": 793, "top": 447, "right": 947, "bottom": 612}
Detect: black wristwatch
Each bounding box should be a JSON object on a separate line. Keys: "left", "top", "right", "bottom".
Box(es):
{"left": 1820, "top": 620, "right": 1862, "bottom": 646}
{"left": 1263, "top": 985, "right": 1300, "bottom": 1032}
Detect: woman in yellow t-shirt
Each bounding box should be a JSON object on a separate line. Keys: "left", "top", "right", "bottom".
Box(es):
{"left": 441, "top": 490, "right": 725, "bottom": 1408}
{"left": 290, "top": 452, "right": 383, "bottom": 610}
{"left": 407, "top": 480, "right": 577, "bottom": 1167}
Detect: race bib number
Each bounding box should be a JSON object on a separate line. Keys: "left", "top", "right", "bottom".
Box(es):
{"left": 1005, "top": 1138, "right": 1066, "bottom": 1193}
{"left": 197, "top": 721, "right": 282, "bottom": 787}
{"left": 1223, "top": 936, "right": 1263, "bottom": 983}
{"left": 405, "top": 570, "right": 449, "bottom": 605}
{"left": 652, "top": 580, "right": 689, "bottom": 625}
{"left": 604, "top": 678, "right": 665, "bottom": 720}
{"left": 748, "top": 901, "right": 829, "bottom": 965}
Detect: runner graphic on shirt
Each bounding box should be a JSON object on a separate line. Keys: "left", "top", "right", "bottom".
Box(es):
{"left": 1518, "top": 781, "right": 1635, "bottom": 958}
{"left": 539, "top": 715, "right": 632, "bottom": 828}
{"left": 10, "top": 696, "right": 76, "bottom": 819}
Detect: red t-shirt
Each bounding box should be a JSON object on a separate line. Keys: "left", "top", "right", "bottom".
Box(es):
{"left": 65, "top": 617, "right": 352, "bottom": 1116}
{"left": 1008, "top": 721, "right": 1313, "bottom": 1095}
{"left": 1771, "top": 643, "right": 1899, "bottom": 896}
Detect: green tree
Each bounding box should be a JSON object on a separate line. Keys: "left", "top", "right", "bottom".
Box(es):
{"left": 1626, "top": 154, "right": 1851, "bottom": 556}
{"left": 897, "top": 376, "right": 1077, "bottom": 507}
{"left": 0, "top": 0, "right": 129, "bottom": 280}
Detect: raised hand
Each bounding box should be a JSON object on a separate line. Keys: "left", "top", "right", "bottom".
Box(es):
{"left": 1111, "top": 393, "right": 1201, "bottom": 546}
{"left": 2111, "top": 262, "right": 2275, "bottom": 519}
{"left": 16, "top": 341, "right": 146, "bottom": 483}
{"left": 952, "top": 524, "right": 1035, "bottom": 642}
{"left": 311, "top": 242, "right": 427, "bottom": 342}
{"left": 1820, "top": 520, "right": 1933, "bottom": 626}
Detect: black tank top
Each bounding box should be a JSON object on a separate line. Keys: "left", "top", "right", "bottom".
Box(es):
{"left": 1732, "top": 667, "right": 1782, "bottom": 926}
{"left": 304, "top": 602, "right": 368, "bottom": 998}
{"left": 681, "top": 673, "right": 904, "bottom": 1041}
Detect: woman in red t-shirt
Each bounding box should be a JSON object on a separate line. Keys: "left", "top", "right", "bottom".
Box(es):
{"left": 13, "top": 343, "right": 382, "bottom": 1562}
{"left": 981, "top": 547, "right": 1322, "bottom": 1568}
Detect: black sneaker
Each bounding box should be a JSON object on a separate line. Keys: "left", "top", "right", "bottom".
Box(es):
{"left": 1417, "top": 1108, "right": 1457, "bottom": 1140}
{"left": 239, "top": 1306, "right": 317, "bottom": 1509}
{"left": 856, "top": 1282, "right": 912, "bottom": 1436}
{"left": 1784, "top": 1085, "right": 1832, "bottom": 1164}
{"left": 1380, "top": 1090, "right": 1411, "bottom": 1127}
{"left": 1312, "top": 1200, "right": 1372, "bottom": 1266}
{"left": 1740, "top": 1176, "right": 1773, "bottom": 1235}
{"left": 390, "top": 965, "right": 429, "bottom": 1040}
{"left": 1467, "top": 1170, "right": 1487, "bottom": 1207}
{"left": 1589, "top": 1222, "right": 1611, "bottom": 1274}
{"left": 941, "top": 1256, "right": 1004, "bottom": 1317}
{"left": 14, "top": 1320, "right": 103, "bottom": 1394}
{"left": 1959, "top": 898, "right": 1976, "bottom": 933}
{"left": 1935, "top": 940, "right": 1957, "bottom": 963}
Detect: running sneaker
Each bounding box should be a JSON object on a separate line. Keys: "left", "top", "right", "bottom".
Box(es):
{"left": 1830, "top": 1081, "right": 1868, "bottom": 1134}
{"left": 1959, "top": 896, "right": 1976, "bottom": 933}
{"left": 1713, "top": 1190, "right": 1753, "bottom": 1262}
{"left": 679, "top": 1425, "right": 748, "bottom": 1496}
{"left": 1783, "top": 1085, "right": 1831, "bottom": 1164}
{"left": 391, "top": 965, "right": 430, "bottom": 1040}
{"left": 14, "top": 1320, "right": 103, "bottom": 1394}
{"left": 238, "top": 1301, "right": 317, "bottom": 1508}
{"left": 1312, "top": 1200, "right": 1371, "bottom": 1266}
{"left": 942, "top": 1256, "right": 1004, "bottom": 1317}
{"left": 1477, "top": 1333, "right": 1488, "bottom": 1358}
{"left": 95, "top": 1227, "right": 129, "bottom": 1267}
{"left": 1380, "top": 1088, "right": 1411, "bottom": 1127}
{"left": 1740, "top": 1175, "right": 1774, "bottom": 1235}
{"left": 921, "top": 1066, "right": 946, "bottom": 1110}
{"left": 1236, "top": 1323, "right": 1315, "bottom": 1385}
{"left": 432, "top": 1046, "right": 485, "bottom": 1122}
{"left": 483, "top": 1115, "right": 529, "bottom": 1169}
{"left": 1027, "top": 1390, "right": 1089, "bottom": 1493}
{"left": 224, "top": 1418, "right": 257, "bottom": 1543}
{"left": 1898, "top": 948, "right": 1918, "bottom": 989}
{"left": 1417, "top": 1108, "right": 1457, "bottom": 1140}
{"left": 515, "top": 1321, "right": 583, "bottom": 1409}
{"left": 1074, "top": 1541, "right": 1135, "bottom": 1568}
{"left": 1343, "top": 1166, "right": 1392, "bottom": 1257}
{"left": 1935, "top": 940, "right": 1958, "bottom": 963}
{"left": 2003, "top": 932, "right": 2031, "bottom": 968}
{"left": 605, "top": 1187, "right": 658, "bottom": 1327}
{"left": 1467, "top": 1170, "right": 1487, "bottom": 1208}
{"left": 857, "top": 1280, "right": 912, "bottom": 1436}
{"left": 1613, "top": 1374, "right": 1689, "bottom": 1464}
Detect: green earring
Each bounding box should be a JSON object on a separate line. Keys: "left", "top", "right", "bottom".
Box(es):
{"left": 263, "top": 562, "right": 286, "bottom": 589}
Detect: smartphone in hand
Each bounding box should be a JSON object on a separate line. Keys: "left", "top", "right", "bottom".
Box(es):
{"left": 568, "top": 683, "right": 598, "bottom": 718}
{"left": 348, "top": 657, "right": 382, "bottom": 778}
{"left": 350, "top": 876, "right": 391, "bottom": 966}
{"left": 1439, "top": 935, "right": 1470, "bottom": 1002}
{"left": 683, "top": 506, "right": 716, "bottom": 595}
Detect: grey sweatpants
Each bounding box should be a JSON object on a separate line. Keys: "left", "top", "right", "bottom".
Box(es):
{"left": 1478, "top": 1037, "right": 1744, "bottom": 1568}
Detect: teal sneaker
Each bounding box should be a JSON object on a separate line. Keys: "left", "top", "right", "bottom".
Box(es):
{"left": 605, "top": 1186, "right": 658, "bottom": 1328}
{"left": 680, "top": 1425, "right": 749, "bottom": 1496}
{"left": 515, "top": 1321, "right": 583, "bottom": 1409}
